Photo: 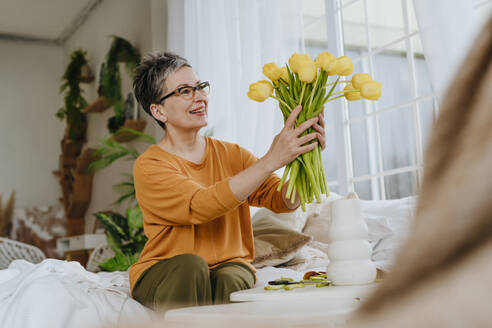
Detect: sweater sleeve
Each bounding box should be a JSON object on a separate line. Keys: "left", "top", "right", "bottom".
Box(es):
{"left": 239, "top": 147, "right": 298, "bottom": 213}
{"left": 134, "top": 158, "right": 244, "bottom": 225}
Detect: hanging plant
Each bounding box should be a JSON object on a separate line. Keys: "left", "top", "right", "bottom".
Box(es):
{"left": 57, "top": 49, "right": 90, "bottom": 141}
{"left": 98, "top": 36, "right": 140, "bottom": 134}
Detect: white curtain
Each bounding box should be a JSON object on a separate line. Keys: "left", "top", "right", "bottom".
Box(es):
{"left": 413, "top": 0, "right": 492, "bottom": 102}
{"left": 166, "top": 0, "right": 303, "bottom": 157}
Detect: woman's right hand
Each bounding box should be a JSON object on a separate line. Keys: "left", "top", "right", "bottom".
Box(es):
{"left": 263, "top": 105, "right": 320, "bottom": 172}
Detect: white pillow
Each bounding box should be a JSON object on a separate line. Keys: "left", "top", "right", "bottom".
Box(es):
{"left": 360, "top": 196, "right": 417, "bottom": 237}
{"left": 365, "top": 216, "right": 394, "bottom": 245}
{"left": 361, "top": 196, "right": 417, "bottom": 262}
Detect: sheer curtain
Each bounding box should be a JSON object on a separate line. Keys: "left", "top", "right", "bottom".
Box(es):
{"left": 166, "top": 0, "right": 303, "bottom": 157}
{"left": 413, "top": 0, "right": 492, "bottom": 101}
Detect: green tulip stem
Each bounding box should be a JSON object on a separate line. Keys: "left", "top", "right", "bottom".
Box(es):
{"left": 286, "top": 160, "right": 300, "bottom": 199}
{"left": 298, "top": 83, "right": 306, "bottom": 106}
{"left": 290, "top": 184, "right": 297, "bottom": 204}
{"left": 323, "top": 94, "right": 346, "bottom": 103}
{"left": 278, "top": 79, "right": 290, "bottom": 88}
{"left": 296, "top": 177, "right": 307, "bottom": 211}
{"left": 301, "top": 152, "right": 321, "bottom": 202}
{"left": 270, "top": 96, "right": 292, "bottom": 112}
{"left": 307, "top": 73, "right": 321, "bottom": 109}
{"left": 277, "top": 163, "right": 291, "bottom": 192}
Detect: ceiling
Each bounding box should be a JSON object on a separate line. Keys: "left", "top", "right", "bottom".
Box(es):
{"left": 0, "top": 0, "right": 101, "bottom": 44}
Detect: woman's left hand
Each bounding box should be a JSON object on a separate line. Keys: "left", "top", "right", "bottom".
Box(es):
{"left": 312, "top": 112, "right": 326, "bottom": 150}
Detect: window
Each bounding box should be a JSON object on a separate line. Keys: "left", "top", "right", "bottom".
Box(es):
{"left": 302, "top": 0, "right": 439, "bottom": 199}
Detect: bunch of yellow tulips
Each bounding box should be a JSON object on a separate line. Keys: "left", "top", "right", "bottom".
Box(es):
{"left": 248, "top": 52, "right": 382, "bottom": 211}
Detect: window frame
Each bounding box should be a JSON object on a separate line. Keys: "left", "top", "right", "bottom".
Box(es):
{"left": 303, "top": 0, "right": 439, "bottom": 199}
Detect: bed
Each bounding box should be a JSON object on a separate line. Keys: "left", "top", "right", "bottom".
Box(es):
{"left": 0, "top": 194, "right": 417, "bottom": 328}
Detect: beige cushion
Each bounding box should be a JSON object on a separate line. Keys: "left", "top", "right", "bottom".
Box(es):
{"left": 302, "top": 193, "right": 342, "bottom": 244}
{"left": 251, "top": 207, "right": 308, "bottom": 232}
{"left": 252, "top": 214, "right": 312, "bottom": 268}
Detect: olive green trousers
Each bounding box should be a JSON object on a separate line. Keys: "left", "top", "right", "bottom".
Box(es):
{"left": 132, "top": 254, "right": 255, "bottom": 311}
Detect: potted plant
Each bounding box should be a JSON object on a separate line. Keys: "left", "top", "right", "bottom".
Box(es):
{"left": 88, "top": 132, "right": 155, "bottom": 271}
{"left": 93, "top": 207, "right": 147, "bottom": 271}
{"left": 112, "top": 93, "right": 147, "bottom": 142}
{"left": 56, "top": 50, "right": 91, "bottom": 141}
{"left": 57, "top": 50, "right": 92, "bottom": 159}
{"left": 56, "top": 50, "right": 97, "bottom": 236}
{"left": 84, "top": 36, "right": 142, "bottom": 136}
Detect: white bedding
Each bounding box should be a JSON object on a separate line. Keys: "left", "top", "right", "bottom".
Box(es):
{"left": 0, "top": 258, "right": 330, "bottom": 328}
{"left": 0, "top": 259, "right": 151, "bottom": 328}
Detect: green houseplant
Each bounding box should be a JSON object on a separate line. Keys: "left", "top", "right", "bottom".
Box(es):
{"left": 98, "top": 36, "right": 141, "bottom": 134}
{"left": 93, "top": 207, "right": 147, "bottom": 271}
{"left": 56, "top": 50, "right": 96, "bottom": 236}
{"left": 89, "top": 130, "right": 155, "bottom": 271}
{"left": 57, "top": 50, "right": 91, "bottom": 141}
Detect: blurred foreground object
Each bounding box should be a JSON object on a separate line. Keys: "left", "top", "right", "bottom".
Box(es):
{"left": 347, "top": 15, "right": 492, "bottom": 328}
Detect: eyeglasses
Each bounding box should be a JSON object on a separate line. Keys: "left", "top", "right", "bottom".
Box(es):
{"left": 159, "top": 81, "right": 210, "bottom": 103}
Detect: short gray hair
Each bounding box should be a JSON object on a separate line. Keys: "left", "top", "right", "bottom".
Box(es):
{"left": 133, "top": 52, "right": 190, "bottom": 129}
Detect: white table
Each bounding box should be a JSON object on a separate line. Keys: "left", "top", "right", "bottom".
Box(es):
{"left": 164, "top": 283, "right": 378, "bottom": 327}
{"left": 164, "top": 298, "right": 359, "bottom": 327}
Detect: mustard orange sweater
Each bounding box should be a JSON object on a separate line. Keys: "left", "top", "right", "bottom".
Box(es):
{"left": 129, "top": 137, "right": 296, "bottom": 291}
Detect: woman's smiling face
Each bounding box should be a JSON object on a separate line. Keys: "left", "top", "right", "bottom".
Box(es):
{"left": 157, "top": 66, "right": 209, "bottom": 131}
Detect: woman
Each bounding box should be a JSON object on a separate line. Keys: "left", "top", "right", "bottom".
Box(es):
{"left": 130, "top": 52, "right": 325, "bottom": 311}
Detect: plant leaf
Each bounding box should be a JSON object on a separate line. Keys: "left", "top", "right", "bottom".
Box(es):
{"left": 94, "top": 212, "right": 128, "bottom": 239}
{"left": 126, "top": 206, "right": 143, "bottom": 235}
{"left": 97, "top": 252, "right": 140, "bottom": 272}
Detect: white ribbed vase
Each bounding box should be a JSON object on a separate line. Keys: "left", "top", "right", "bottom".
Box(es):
{"left": 326, "top": 196, "right": 376, "bottom": 285}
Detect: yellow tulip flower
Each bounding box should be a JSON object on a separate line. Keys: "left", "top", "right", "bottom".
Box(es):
{"left": 361, "top": 81, "right": 382, "bottom": 100}
{"left": 327, "top": 56, "right": 354, "bottom": 76}
{"left": 247, "top": 80, "right": 274, "bottom": 102}
{"left": 351, "top": 73, "right": 372, "bottom": 89}
{"left": 315, "top": 52, "right": 336, "bottom": 71}
{"left": 280, "top": 66, "right": 289, "bottom": 82}
{"left": 263, "top": 62, "right": 282, "bottom": 82}
{"left": 288, "top": 53, "right": 311, "bottom": 73}
{"left": 297, "top": 59, "right": 317, "bottom": 83}
{"left": 343, "top": 84, "right": 362, "bottom": 101}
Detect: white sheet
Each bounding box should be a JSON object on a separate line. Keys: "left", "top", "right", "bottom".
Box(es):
{"left": 0, "top": 259, "right": 151, "bottom": 328}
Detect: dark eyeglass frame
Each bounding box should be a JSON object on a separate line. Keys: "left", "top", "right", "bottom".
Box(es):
{"left": 159, "top": 81, "right": 210, "bottom": 103}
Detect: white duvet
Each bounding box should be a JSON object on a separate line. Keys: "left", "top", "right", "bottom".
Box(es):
{"left": 0, "top": 259, "right": 313, "bottom": 328}
{"left": 0, "top": 259, "right": 151, "bottom": 328}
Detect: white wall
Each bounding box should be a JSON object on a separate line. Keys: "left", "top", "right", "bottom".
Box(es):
{"left": 63, "top": 0, "right": 161, "bottom": 231}
{"left": 0, "top": 0, "right": 169, "bottom": 233}
{"left": 0, "top": 41, "right": 64, "bottom": 208}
